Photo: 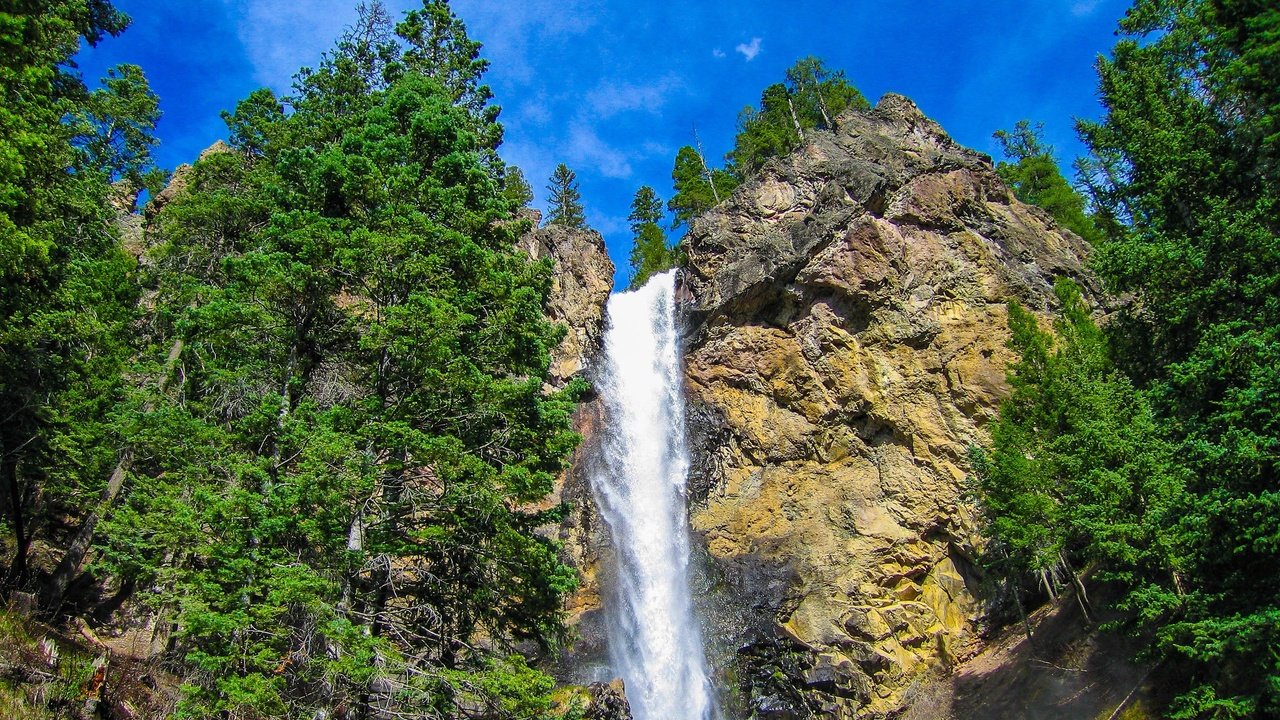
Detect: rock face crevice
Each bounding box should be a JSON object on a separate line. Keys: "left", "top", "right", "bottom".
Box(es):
{"left": 678, "top": 94, "right": 1094, "bottom": 719}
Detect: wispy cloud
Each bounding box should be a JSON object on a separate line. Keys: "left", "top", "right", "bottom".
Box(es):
{"left": 585, "top": 204, "right": 628, "bottom": 236}
{"left": 712, "top": 48, "right": 726, "bottom": 59}
{"left": 224, "top": 0, "right": 600, "bottom": 91}
{"left": 565, "top": 122, "right": 633, "bottom": 179}
{"left": 513, "top": 96, "right": 553, "bottom": 126}
{"left": 221, "top": 0, "right": 356, "bottom": 90}
{"left": 453, "top": 0, "right": 596, "bottom": 83}
{"left": 641, "top": 140, "right": 669, "bottom": 156}
{"left": 735, "top": 37, "right": 762, "bottom": 61}
{"left": 1070, "top": 0, "right": 1102, "bottom": 15}
{"left": 585, "top": 74, "right": 683, "bottom": 119}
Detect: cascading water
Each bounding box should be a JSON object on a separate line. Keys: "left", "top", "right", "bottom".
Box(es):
{"left": 590, "top": 270, "right": 716, "bottom": 720}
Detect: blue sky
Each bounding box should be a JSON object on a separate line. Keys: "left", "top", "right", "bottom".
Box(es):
{"left": 76, "top": 0, "right": 1131, "bottom": 288}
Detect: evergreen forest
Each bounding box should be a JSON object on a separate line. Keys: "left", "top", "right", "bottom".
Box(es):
{"left": 0, "top": 0, "right": 1277, "bottom": 718}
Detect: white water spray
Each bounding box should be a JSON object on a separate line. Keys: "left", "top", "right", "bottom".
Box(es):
{"left": 591, "top": 270, "right": 715, "bottom": 720}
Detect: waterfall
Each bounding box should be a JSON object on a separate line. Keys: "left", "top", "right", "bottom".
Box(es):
{"left": 591, "top": 270, "right": 716, "bottom": 720}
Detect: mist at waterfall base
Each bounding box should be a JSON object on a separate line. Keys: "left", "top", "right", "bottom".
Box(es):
{"left": 589, "top": 270, "right": 717, "bottom": 720}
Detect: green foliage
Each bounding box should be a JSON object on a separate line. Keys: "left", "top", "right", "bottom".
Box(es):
{"left": 729, "top": 83, "right": 799, "bottom": 177}
{"left": 87, "top": 2, "right": 579, "bottom": 716}
{"left": 0, "top": 610, "right": 106, "bottom": 715}
{"left": 0, "top": 0, "right": 158, "bottom": 595}
{"left": 667, "top": 145, "right": 737, "bottom": 229}
{"left": 666, "top": 57, "right": 864, "bottom": 229}
{"left": 728, "top": 57, "right": 868, "bottom": 175}
{"left": 504, "top": 164, "right": 535, "bottom": 208}
{"left": 626, "top": 186, "right": 679, "bottom": 289}
{"left": 1076, "top": 1, "right": 1280, "bottom": 715}
{"left": 785, "top": 56, "right": 866, "bottom": 129}
{"left": 979, "top": 2, "right": 1280, "bottom": 715}
{"left": 992, "top": 120, "right": 1104, "bottom": 245}
{"left": 973, "top": 281, "right": 1187, "bottom": 613}
{"left": 395, "top": 0, "right": 501, "bottom": 149}
{"left": 628, "top": 184, "right": 663, "bottom": 231}
{"left": 545, "top": 162, "right": 586, "bottom": 228}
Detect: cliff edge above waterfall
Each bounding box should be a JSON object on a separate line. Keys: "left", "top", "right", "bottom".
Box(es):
{"left": 519, "top": 213, "right": 615, "bottom": 387}
{"left": 679, "top": 94, "right": 1103, "bottom": 718}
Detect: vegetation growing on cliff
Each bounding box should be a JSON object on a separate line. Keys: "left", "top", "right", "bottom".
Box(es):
{"left": 666, "top": 57, "right": 868, "bottom": 233}
{"left": 1, "top": 1, "right": 581, "bottom": 717}
{"left": 3, "top": 0, "right": 1278, "bottom": 716}
{"left": 977, "top": 1, "right": 1280, "bottom": 716}
{"left": 0, "top": 0, "right": 162, "bottom": 601}
{"left": 992, "top": 121, "right": 1104, "bottom": 245}
{"left": 728, "top": 57, "right": 868, "bottom": 176}
{"left": 546, "top": 163, "right": 587, "bottom": 229}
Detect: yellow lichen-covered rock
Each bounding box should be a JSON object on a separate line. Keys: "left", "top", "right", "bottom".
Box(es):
{"left": 680, "top": 93, "right": 1095, "bottom": 718}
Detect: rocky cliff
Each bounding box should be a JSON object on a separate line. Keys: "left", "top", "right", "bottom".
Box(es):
{"left": 518, "top": 215, "right": 615, "bottom": 388}
{"left": 516, "top": 218, "right": 619, "bottom": 678}
{"left": 678, "top": 94, "right": 1095, "bottom": 718}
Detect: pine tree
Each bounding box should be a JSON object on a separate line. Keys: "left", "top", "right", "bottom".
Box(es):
{"left": 627, "top": 185, "right": 677, "bottom": 289}
{"left": 94, "top": 5, "right": 581, "bottom": 716}
{"left": 728, "top": 58, "right": 868, "bottom": 175}
{"left": 396, "top": 0, "right": 500, "bottom": 146}
{"left": 545, "top": 163, "right": 586, "bottom": 228}
{"left": 992, "top": 120, "right": 1103, "bottom": 245}
{"left": 973, "top": 281, "right": 1187, "bottom": 635}
{"left": 668, "top": 146, "right": 737, "bottom": 229}
{"left": 1071, "top": 2, "right": 1280, "bottom": 714}
{"left": 628, "top": 185, "right": 663, "bottom": 233}
{"left": 980, "top": 2, "right": 1280, "bottom": 715}
{"left": 503, "top": 164, "right": 534, "bottom": 208}
{"left": 0, "top": 1, "right": 160, "bottom": 600}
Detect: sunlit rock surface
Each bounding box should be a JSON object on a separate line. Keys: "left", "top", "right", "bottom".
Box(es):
{"left": 518, "top": 217, "right": 617, "bottom": 678}
{"left": 519, "top": 214, "right": 615, "bottom": 388}
{"left": 679, "top": 94, "right": 1095, "bottom": 718}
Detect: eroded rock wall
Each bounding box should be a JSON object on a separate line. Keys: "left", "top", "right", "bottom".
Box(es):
{"left": 680, "top": 94, "right": 1095, "bottom": 718}
{"left": 518, "top": 219, "right": 618, "bottom": 678}
{"left": 518, "top": 216, "right": 615, "bottom": 388}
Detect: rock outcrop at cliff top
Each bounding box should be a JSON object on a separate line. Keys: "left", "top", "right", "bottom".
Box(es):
{"left": 680, "top": 94, "right": 1094, "bottom": 718}
{"left": 518, "top": 215, "right": 614, "bottom": 387}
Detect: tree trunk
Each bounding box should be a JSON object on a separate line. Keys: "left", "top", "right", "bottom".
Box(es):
{"left": 1039, "top": 566, "right": 1058, "bottom": 602}
{"left": 693, "top": 129, "right": 720, "bottom": 203}
{"left": 1060, "top": 552, "right": 1093, "bottom": 624}
{"left": 43, "top": 339, "right": 184, "bottom": 615}
{"left": 43, "top": 452, "right": 131, "bottom": 614}
{"left": 811, "top": 71, "right": 833, "bottom": 128}
{"left": 1012, "top": 583, "right": 1038, "bottom": 653}
{"left": 2, "top": 456, "right": 29, "bottom": 597}
{"left": 786, "top": 95, "right": 806, "bottom": 141}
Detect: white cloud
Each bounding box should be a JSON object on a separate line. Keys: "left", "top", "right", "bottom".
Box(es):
{"left": 586, "top": 206, "right": 628, "bottom": 236}
{"left": 712, "top": 48, "right": 726, "bottom": 59}
{"left": 1070, "top": 0, "right": 1101, "bottom": 16}
{"left": 514, "top": 97, "right": 553, "bottom": 126}
{"left": 221, "top": 0, "right": 357, "bottom": 90}
{"left": 735, "top": 37, "right": 762, "bottom": 61}
{"left": 223, "top": 1, "right": 598, "bottom": 91}
{"left": 565, "top": 122, "right": 632, "bottom": 179}
{"left": 453, "top": 0, "right": 596, "bottom": 83}
{"left": 585, "top": 74, "right": 683, "bottom": 118}
{"left": 641, "top": 140, "right": 670, "bottom": 156}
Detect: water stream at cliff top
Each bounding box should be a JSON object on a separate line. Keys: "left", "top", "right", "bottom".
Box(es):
{"left": 591, "top": 270, "right": 716, "bottom": 720}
